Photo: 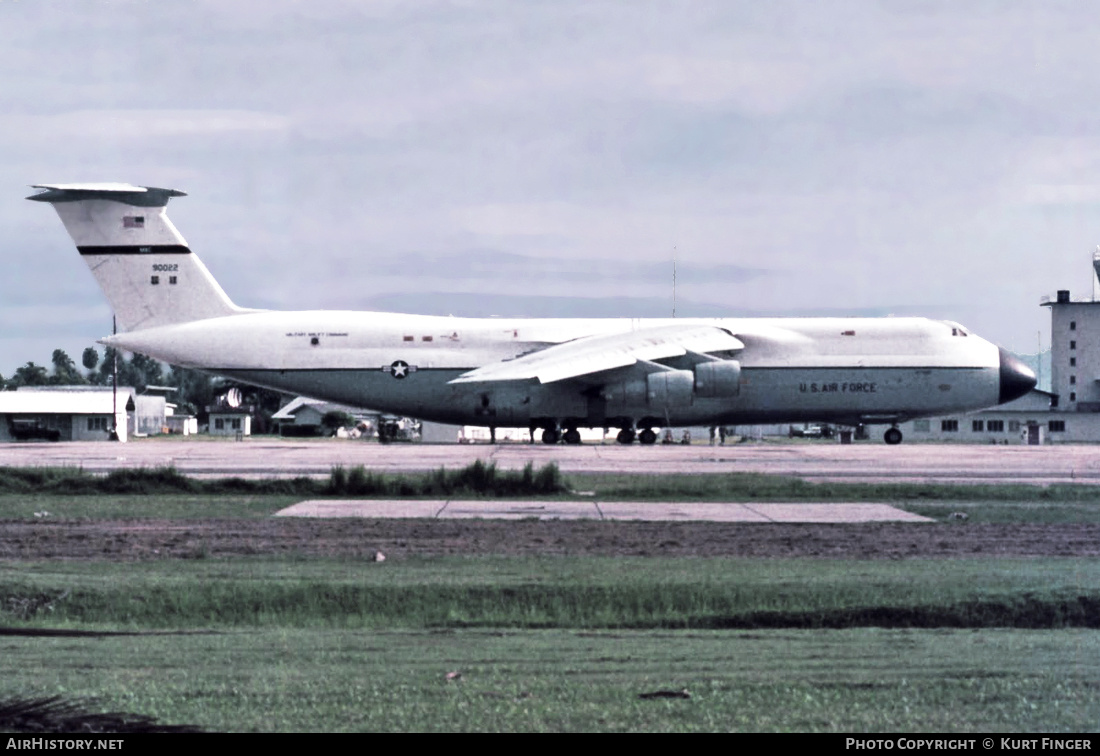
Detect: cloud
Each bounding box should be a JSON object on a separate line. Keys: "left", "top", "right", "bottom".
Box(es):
{"left": 1022, "top": 184, "right": 1100, "bottom": 206}
{"left": 7, "top": 0, "right": 1100, "bottom": 364}
{"left": 360, "top": 290, "right": 933, "bottom": 320}
{"left": 1, "top": 110, "right": 290, "bottom": 141}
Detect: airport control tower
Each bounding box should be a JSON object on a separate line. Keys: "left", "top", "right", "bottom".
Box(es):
{"left": 1041, "top": 248, "right": 1100, "bottom": 413}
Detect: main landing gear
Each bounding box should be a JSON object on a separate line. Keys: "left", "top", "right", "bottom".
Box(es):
{"left": 615, "top": 427, "right": 658, "bottom": 445}
{"left": 883, "top": 426, "right": 903, "bottom": 445}
{"left": 541, "top": 426, "right": 582, "bottom": 444}
{"left": 539, "top": 423, "right": 661, "bottom": 445}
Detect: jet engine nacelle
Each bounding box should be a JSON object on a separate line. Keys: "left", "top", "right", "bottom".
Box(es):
{"left": 646, "top": 369, "right": 695, "bottom": 406}
{"left": 693, "top": 360, "right": 741, "bottom": 398}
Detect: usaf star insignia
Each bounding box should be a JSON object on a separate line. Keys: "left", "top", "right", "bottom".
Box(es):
{"left": 384, "top": 360, "right": 416, "bottom": 379}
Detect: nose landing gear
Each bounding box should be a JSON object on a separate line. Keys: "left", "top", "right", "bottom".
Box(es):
{"left": 883, "top": 426, "right": 903, "bottom": 445}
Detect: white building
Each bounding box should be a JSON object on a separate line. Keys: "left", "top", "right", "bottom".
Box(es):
{"left": 0, "top": 386, "right": 135, "bottom": 442}
{"left": 208, "top": 409, "right": 251, "bottom": 437}
{"left": 863, "top": 388, "right": 1076, "bottom": 445}
{"left": 129, "top": 393, "right": 169, "bottom": 436}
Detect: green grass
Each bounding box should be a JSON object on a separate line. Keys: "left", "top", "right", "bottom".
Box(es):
{"left": 2, "top": 464, "right": 1099, "bottom": 731}
{"left": 587, "top": 471, "right": 1100, "bottom": 503}
{"left": 3, "top": 493, "right": 1100, "bottom": 523}
{"left": 0, "top": 493, "right": 297, "bottom": 519}
{"left": 2, "top": 556, "right": 1097, "bottom": 732}
{"left": 2, "top": 557, "right": 1097, "bottom": 630}
{"left": 0, "top": 461, "right": 568, "bottom": 498}
{"left": 2, "top": 627, "right": 1096, "bottom": 731}
{"left": 904, "top": 501, "right": 1100, "bottom": 523}
{"left": 9, "top": 464, "right": 1100, "bottom": 506}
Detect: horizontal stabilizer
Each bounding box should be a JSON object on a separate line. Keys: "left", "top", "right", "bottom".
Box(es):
{"left": 28, "top": 183, "right": 186, "bottom": 207}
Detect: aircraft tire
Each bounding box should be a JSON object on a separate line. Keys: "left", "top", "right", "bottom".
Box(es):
{"left": 884, "top": 427, "right": 903, "bottom": 445}
{"left": 639, "top": 428, "right": 658, "bottom": 445}
{"left": 616, "top": 429, "right": 635, "bottom": 444}
{"left": 542, "top": 429, "right": 561, "bottom": 445}
{"left": 563, "top": 428, "right": 582, "bottom": 445}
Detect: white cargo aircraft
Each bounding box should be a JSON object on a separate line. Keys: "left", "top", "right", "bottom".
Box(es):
{"left": 29, "top": 183, "right": 1036, "bottom": 445}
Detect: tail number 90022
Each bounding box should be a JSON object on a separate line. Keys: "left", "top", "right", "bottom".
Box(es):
{"left": 152, "top": 264, "right": 178, "bottom": 272}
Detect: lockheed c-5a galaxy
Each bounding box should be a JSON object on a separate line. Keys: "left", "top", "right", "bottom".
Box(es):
{"left": 29, "top": 183, "right": 1036, "bottom": 445}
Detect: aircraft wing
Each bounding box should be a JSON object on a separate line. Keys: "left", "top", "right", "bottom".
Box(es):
{"left": 449, "top": 324, "right": 744, "bottom": 384}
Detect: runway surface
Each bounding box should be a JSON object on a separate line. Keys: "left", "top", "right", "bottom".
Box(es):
{"left": 1, "top": 439, "right": 1099, "bottom": 485}
{"left": 276, "top": 500, "right": 933, "bottom": 522}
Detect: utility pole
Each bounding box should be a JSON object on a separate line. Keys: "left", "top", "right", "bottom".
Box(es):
{"left": 109, "top": 315, "right": 119, "bottom": 441}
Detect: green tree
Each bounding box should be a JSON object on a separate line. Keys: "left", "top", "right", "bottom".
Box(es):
{"left": 167, "top": 365, "right": 216, "bottom": 419}
{"left": 9, "top": 362, "right": 49, "bottom": 389}
{"left": 50, "top": 349, "right": 86, "bottom": 385}
{"left": 321, "top": 410, "right": 355, "bottom": 434}
{"left": 128, "top": 353, "right": 164, "bottom": 393}
{"left": 96, "top": 347, "right": 119, "bottom": 386}
{"left": 81, "top": 347, "right": 99, "bottom": 371}
{"left": 95, "top": 348, "right": 159, "bottom": 391}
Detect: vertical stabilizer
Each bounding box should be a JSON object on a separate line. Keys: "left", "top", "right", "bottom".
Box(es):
{"left": 28, "top": 183, "right": 245, "bottom": 331}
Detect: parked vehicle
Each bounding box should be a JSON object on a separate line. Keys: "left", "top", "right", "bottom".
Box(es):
{"left": 788, "top": 424, "right": 834, "bottom": 439}
{"left": 9, "top": 422, "right": 61, "bottom": 442}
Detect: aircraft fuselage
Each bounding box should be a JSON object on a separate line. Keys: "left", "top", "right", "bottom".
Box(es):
{"left": 29, "top": 182, "right": 1036, "bottom": 443}
{"left": 107, "top": 310, "right": 1008, "bottom": 429}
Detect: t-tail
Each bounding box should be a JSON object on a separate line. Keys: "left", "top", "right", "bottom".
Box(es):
{"left": 28, "top": 183, "right": 246, "bottom": 332}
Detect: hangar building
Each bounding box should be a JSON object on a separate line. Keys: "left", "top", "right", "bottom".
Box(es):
{"left": 0, "top": 386, "right": 135, "bottom": 442}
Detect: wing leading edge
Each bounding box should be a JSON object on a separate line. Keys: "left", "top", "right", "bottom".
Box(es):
{"left": 449, "top": 324, "right": 744, "bottom": 385}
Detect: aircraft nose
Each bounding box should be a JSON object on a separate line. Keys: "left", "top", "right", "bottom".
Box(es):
{"left": 998, "top": 347, "right": 1037, "bottom": 404}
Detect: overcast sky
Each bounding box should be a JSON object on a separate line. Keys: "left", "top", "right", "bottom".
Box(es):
{"left": 4, "top": 0, "right": 1099, "bottom": 375}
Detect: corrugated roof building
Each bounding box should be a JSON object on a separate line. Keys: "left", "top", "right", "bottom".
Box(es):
{"left": 0, "top": 386, "right": 136, "bottom": 442}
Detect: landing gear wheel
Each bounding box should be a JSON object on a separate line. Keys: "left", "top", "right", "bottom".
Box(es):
{"left": 884, "top": 427, "right": 903, "bottom": 445}
{"left": 616, "top": 429, "right": 636, "bottom": 445}
{"left": 563, "top": 428, "right": 582, "bottom": 445}
{"left": 542, "top": 429, "right": 561, "bottom": 445}
{"left": 639, "top": 428, "right": 658, "bottom": 445}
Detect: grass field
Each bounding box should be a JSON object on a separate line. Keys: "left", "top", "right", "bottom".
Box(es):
{"left": 2, "top": 556, "right": 1099, "bottom": 731}
{"left": 2, "top": 467, "right": 1099, "bottom": 732}
{"left": 2, "top": 557, "right": 1099, "bottom": 629}
{"left": 9, "top": 463, "right": 1100, "bottom": 507}
{"left": 4, "top": 627, "right": 1096, "bottom": 732}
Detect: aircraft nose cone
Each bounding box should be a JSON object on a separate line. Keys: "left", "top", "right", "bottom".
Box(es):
{"left": 999, "top": 347, "right": 1037, "bottom": 404}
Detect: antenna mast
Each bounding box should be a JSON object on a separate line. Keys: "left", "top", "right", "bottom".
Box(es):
{"left": 1037, "top": 330, "right": 1042, "bottom": 391}
{"left": 672, "top": 246, "right": 677, "bottom": 317}
{"left": 1094, "top": 245, "right": 1099, "bottom": 301}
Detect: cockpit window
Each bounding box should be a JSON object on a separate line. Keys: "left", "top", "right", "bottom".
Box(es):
{"left": 945, "top": 321, "right": 968, "bottom": 337}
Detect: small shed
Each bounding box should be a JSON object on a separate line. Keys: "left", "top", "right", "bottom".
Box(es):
{"left": 208, "top": 409, "right": 251, "bottom": 437}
